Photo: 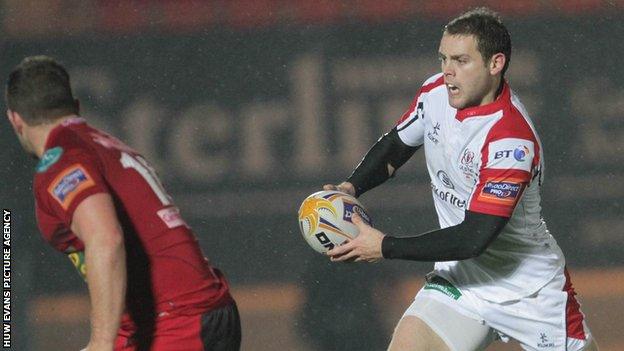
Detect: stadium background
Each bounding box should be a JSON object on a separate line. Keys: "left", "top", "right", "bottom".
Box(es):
{"left": 1, "top": 1, "right": 623, "bottom": 350}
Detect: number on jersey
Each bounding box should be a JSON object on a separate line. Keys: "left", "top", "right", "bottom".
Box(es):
{"left": 120, "top": 152, "right": 172, "bottom": 206}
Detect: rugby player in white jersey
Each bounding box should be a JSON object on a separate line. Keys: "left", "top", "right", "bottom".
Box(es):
{"left": 326, "top": 8, "right": 598, "bottom": 351}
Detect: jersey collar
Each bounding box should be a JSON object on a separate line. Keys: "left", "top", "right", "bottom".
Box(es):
{"left": 455, "top": 81, "right": 510, "bottom": 122}
{"left": 43, "top": 116, "right": 86, "bottom": 151}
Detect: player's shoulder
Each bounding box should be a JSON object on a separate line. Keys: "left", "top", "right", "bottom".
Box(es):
{"left": 48, "top": 120, "right": 95, "bottom": 150}
{"left": 34, "top": 129, "right": 102, "bottom": 193}
{"left": 36, "top": 130, "right": 96, "bottom": 174}
{"left": 423, "top": 72, "right": 444, "bottom": 85}
{"left": 34, "top": 150, "right": 96, "bottom": 203}
{"left": 489, "top": 88, "right": 539, "bottom": 143}
{"left": 33, "top": 140, "right": 104, "bottom": 214}
{"left": 414, "top": 73, "right": 446, "bottom": 105}
{"left": 396, "top": 73, "right": 446, "bottom": 128}
{"left": 421, "top": 73, "right": 445, "bottom": 92}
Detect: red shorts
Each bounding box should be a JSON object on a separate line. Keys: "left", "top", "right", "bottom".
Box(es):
{"left": 115, "top": 303, "right": 241, "bottom": 351}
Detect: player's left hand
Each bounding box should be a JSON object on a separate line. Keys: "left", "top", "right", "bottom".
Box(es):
{"left": 327, "top": 212, "right": 385, "bottom": 263}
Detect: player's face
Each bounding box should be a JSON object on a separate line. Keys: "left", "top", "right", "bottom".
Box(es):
{"left": 438, "top": 33, "right": 497, "bottom": 109}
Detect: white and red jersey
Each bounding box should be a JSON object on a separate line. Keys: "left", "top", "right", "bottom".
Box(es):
{"left": 396, "top": 73, "right": 565, "bottom": 303}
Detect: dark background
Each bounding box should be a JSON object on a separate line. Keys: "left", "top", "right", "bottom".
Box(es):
{"left": 1, "top": 1, "right": 622, "bottom": 350}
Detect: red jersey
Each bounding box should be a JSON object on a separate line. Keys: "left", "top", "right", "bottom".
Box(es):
{"left": 33, "top": 117, "right": 232, "bottom": 331}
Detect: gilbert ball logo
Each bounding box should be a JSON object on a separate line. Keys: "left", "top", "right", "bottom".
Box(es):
{"left": 514, "top": 145, "right": 530, "bottom": 161}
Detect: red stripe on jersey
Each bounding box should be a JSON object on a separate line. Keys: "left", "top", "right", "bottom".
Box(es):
{"left": 456, "top": 80, "right": 543, "bottom": 176}
{"left": 455, "top": 82, "right": 510, "bottom": 122}
{"left": 477, "top": 89, "right": 540, "bottom": 170}
{"left": 467, "top": 88, "right": 541, "bottom": 218}
{"left": 468, "top": 168, "right": 529, "bottom": 217}
{"left": 396, "top": 75, "right": 445, "bottom": 125}
{"left": 509, "top": 103, "right": 541, "bottom": 173}
{"left": 564, "top": 268, "right": 587, "bottom": 340}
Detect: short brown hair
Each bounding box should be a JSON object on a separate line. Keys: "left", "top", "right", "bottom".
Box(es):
{"left": 6, "top": 56, "right": 78, "bottom": 125}
{"left": 445, "top": 7, "right": 512, "bottom": 75}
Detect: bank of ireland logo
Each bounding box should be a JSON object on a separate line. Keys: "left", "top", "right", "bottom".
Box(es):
{"left": 514, "top": 145, "right": 530, "bottom": 161}
{"left": 436, "top": 170, "right": 454, "bottom": 189}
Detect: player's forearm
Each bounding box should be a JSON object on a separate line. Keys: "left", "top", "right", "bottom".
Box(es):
{"left": 381, "top": 211, "right": 508, "bottom": 261}
{"left": 347, "top": 127, "right": 419, "bottom": 197}
{"left": 85, "top": 234, "right": 126, "bottom": 346}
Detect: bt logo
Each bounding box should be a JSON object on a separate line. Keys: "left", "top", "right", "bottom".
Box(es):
{"left": 494, "top": 145, "right": 530, "bottom": 162}
{"left": 494, "top": 150, "right": 513, "bottom": 160}
{"left": 514, "top": 145, "right": 530, "bottom": 161}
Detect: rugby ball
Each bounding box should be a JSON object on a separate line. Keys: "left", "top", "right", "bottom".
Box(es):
{"left": 297, "top": 190, "right": 372, "bottom": 254}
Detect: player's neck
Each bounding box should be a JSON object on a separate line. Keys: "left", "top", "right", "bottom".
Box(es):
{"left": 29, "top": 114, "right": 79, "bottom": 158}
{"left": 478, "top": 77, "right": 504, "bottom": 106}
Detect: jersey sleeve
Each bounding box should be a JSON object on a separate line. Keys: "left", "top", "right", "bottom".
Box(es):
{"left": 35, "top": 148, "right": 110, "bottom": 228}
{"left": 468, "top": 137, "right": 535, "bottom": 217}
{"left": 395, "top": 74, "right": 443, "bottom": 147}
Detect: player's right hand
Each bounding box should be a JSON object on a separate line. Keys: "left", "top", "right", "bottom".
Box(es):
{"left": 327, "top": 212, "right": 384, "bottom": 263}
{"left": 323, "top": 182, "right": 356, "bottom": 197}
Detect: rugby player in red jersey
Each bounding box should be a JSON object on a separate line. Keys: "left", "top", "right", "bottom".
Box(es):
{"left": 5, "top": 56, "right": 241, "bottom": 351}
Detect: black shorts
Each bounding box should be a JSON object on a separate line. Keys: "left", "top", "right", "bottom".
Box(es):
{"left": 200, "top": 302, "right": 242, "bottom": 351}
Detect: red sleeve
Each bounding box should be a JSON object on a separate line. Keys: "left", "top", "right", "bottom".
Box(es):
{"left": 468, "top": 168, "right": 529, "bottom": 217}
{"left": 36, "top": 149, "right": 110, "bottom": 228}
{"left": 467, "top": 100, "right": 541, "bottom": 218}
{"left": 467, "top": 134, "right": 536, "bottom": 217}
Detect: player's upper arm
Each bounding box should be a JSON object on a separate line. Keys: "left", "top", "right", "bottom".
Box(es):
{"left": 36, "top": 148, "right": 110, "bottom": 228}
{"left": 468, "top": 137, "right": 536, "bottom": 217}
{"left": 70, "top": 193, "right": 124, "bottom": 247}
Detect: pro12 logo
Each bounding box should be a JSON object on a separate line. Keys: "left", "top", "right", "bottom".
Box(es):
{"left": 479, "top": 179, "right": 523, "bottom": 205}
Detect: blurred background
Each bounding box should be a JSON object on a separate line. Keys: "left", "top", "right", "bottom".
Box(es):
{"left": 1, "top": 0, "right": 623, "bottom": 350}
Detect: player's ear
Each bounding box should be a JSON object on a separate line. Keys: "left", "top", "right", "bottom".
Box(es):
{"left": 7, "top": 109, "right": 23, "bottom": 129}
{"left": 489, "top": 53, "right": 506, "bottom": 76}
{"left": 6, "top": 109, "right": 23, "bottom": 133}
